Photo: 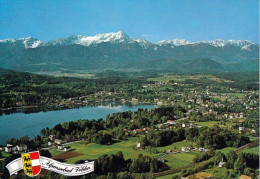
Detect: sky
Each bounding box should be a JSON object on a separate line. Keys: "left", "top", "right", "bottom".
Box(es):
{"left": 0, "top": 0, "right": 259, "bottom": 43}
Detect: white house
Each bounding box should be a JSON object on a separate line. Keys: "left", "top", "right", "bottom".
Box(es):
{"left": 239, "top": 127, "right": 245, "bottom": 134}
{"left": 57, "top": 145, "right": 65, "bottom": 150}
{"left": 157, "top": 101, "right": 163, "bottom": 106}
{"left": 136, "top": 142, "right": 141, "bottom": 148}
{"left": 181, "top": 147, "right": 191, "bottom": 152}
{"left": 64, "top": 147, "right": 72, "bottom": 152}
{"left": 131, "top": 98, "right": 138, "bottom": 103}
{"left": 5, "top": 146, "right": 12, "bottom": 153}
{"left": 218, "top": 158, "right": 225, "bottom": 168}
{"left": 198, "top": 147, "right": 209, "bottom": 152}
{"left": 166, "top": 120, "right": 176, "bottom": 125}
{"left": 16, "top": 144, "right": 27, "bottom": 152}
{"left": 54, "top": 139, "right": 62, "bottom": 145}
{"left": 12, "top": 146, "right": 16, "bottom": 152}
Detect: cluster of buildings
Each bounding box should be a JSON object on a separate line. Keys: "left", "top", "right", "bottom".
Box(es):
{"left": 48, "top": 135, "right": 71, "bottom": 152}
{"left": 0, "top": 144, "right": 27, "bottom": 153}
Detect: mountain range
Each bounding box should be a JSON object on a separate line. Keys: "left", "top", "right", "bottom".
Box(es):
{"left": 0, "top": 31, "right": 258, "bottom": 73}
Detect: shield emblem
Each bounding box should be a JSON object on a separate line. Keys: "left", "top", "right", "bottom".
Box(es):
{"left": 22, "top": 151, "right": 41, "bottom": 176}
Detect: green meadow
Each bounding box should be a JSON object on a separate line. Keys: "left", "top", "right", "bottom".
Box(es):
{"left": 148, "top": 74, "right": 229, "bottom": 83}
{"left": 205, "top": 167, "right": 230, "bottom": 179}
{"left": 243, "top": 146, "right": 259, "bottom": 155}
{"left": 157, "top": 140, "right": 191, "bottom": 151}
{"left": 0, "top": 151, "right": 11, "bottom": 158}
{"left": 49, "top": 138, "right": 197, "bottom": 171}
{"left": 219, "top": 147, "right": 236, "bottom": 154}
{"left": 49, "top": 148, "right": 66, "bottom": 156}
{"left": 196, "top": 120, "right": 243, "bottom": 128}
{"left": 62, "top": 137, "right": 158, "bottom": 164}
{"left": 48, "top": 137, "right": 251, "bottom": 179}
{"left": 157, "top": 172, "right": 182, "bottom": 179}
{"left": 163, "top": 152, "right": 197, "bottom": 169}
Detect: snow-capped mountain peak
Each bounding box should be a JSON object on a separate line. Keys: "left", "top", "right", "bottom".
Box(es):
{"left": 0, "top": 37, "right": 44, "bottom": 48}
{"left": 0, "top": 32, "right": 256, "bottom": 51}
{"left": 19, "top": 37, "right": 44, "bottom": 48}
{"left": 47, "top": 31, "right": 136, "bottom": 47}
{"left": 134, "top": 39, "right": 153, "bottom": 48}
{"left": 79, "top": 31, "right": 133, "bottom": 45}
{"left": 0, "top": 38, "right": 16, "bottom": 43}
{"left": 206, "top": 39, "right": 254, "bottom": 48}
{"left": 158, "top": 38, "right": 255, "bottom": 50}
{"left": 158, "top": 39, "right": 191, "bottom": 46}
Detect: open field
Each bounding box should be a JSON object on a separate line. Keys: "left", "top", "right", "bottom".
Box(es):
{"left": 220, "top": 92, "right": 245, "bottom": 98}
{"left": 219, "top": 147, "right": 236, "bottom": 154}
{"left": 163, "top": 151, "right": 197, "bottom": 169}
{"left": 148, "top": 74, "right": 233, "bottom": 83}
{"left": 196, "top": 120, "right": 243, "bottom": 128}
{"left": 37, "top": 71, "right": 95, "bottom": 79}
{"left": 196, "top": 121, "right": 220, "bottom": 127}
{"left": 157, "top": 140, "right": 191, "bottom": 152}
{"left": 157, "top": 172, "right": 181, "bottom": 179}
{"left": 0, "top": 151, "right": 11, "bottom": 158}
{"left": 186, "top": 172, "right": 214, "bottom": 179}
{"left": 49, "top": 148, "right": 65, "bottom": 156}
{"left": 52, "top": 151, "right": 84, "bottom": 160}
{"left": 47, "top": 137, "right": 258, "bottom": 178}
{"left": 204, "top": 167, "right": 229, "bottom": 179}
{"left": 49, "top": 138, "right": 198, "bottom": 170}
{"left": 243, "top": 146, "right": 259, "bottom": 155}
{"left": 60, "top": 137, "right": 157, "bottom": 163}
{"left": 249, "top": 137, "right": 259, "bottom": 142}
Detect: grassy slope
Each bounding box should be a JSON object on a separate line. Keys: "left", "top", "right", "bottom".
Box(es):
{"left": 243, "top": 146, "right": 259, "bottom": 155}
{"left": 49, "top": 138, "right": 196, "bottom": 170}
{"left": 61, "top": 138, "right": 158, "bottom": 164}
{"left": 163, "top": 152, "right": 197, "bottom": 169}
{"left": 157, "top": 172, "right": 182, "bottom": 179}
{"left": 196, "top": 120, "right": 244, "bottom": 128}
{"left": 0, "top": 151, "right": 11, "bottom": 158}
{"left": 157, "top": 140, "right": 191, "bottom": 151}
{"left": 49, "top": 149, "right": 66, "bottom": 156}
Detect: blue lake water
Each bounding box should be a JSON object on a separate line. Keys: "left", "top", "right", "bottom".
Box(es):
{"left": 0, "top": 104, "right": 156, "bottom": 145}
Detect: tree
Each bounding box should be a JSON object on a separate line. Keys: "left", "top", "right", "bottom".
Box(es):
{"left": 234, "top": 153, "right": 247, "bottom": 175}
{"left": 226, "top": 151, "right": 237, "bottom": 169}
{"left": 40, "top": 150, "right": 52, "bottom": 158}
{"left": 41, "top": 128, "right": 46, "bottom": 136}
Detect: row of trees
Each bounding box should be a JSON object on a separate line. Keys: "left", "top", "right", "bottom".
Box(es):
{"left": 196, "top": 126, "right": 250, "bottom": 149}
{"left": 140, "top": 129, "right": 185, "bottom": 147}
{"left": 78, "top": 152, "right": 168, "bottom": 176}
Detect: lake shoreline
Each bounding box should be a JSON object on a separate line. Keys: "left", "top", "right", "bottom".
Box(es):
{"left": 0, "top": 104, "right": 157, "bottom": 145}
{"left": 0, "top": 101, "right": 154, "bottom": 116}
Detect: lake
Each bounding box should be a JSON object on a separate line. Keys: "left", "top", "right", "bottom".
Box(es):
{"left": 0, "top": 104, "right": 157, "bottom": 145}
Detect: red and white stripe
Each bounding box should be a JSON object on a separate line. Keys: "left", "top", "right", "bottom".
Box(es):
{"left": 29, "top": 152, "right": 41, "bottom": 175}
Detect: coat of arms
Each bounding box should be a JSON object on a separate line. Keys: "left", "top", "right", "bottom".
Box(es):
{"left": 21, "top": 151, "right": 41, "bottom": 176}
